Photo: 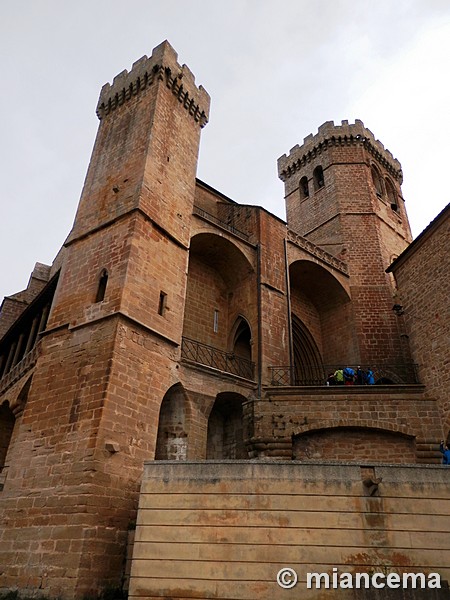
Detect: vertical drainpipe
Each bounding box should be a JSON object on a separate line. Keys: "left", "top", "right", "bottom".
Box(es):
{"left": 257, "top": 242, "right": 262, "bottom": 398}
{"left": 284, "top": 237, "right": 294, "bottom": 385}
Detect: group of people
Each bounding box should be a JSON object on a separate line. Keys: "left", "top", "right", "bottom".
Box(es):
{"left": 440, "top": 440, "right": 450, "bottom": 465}
{"left": 326, "top": 366, "right": 375, "bottom": 386}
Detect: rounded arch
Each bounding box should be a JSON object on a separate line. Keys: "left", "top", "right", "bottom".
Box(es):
{"left": 289, "top": 260, "right": 352, "bottom": 365}
{"left": 188, "top": 233, "right": 254, "bottom": 289}
{"left": 206, "top": 392, "right": 248, "bottom": 459}
{"left": 292, "top": 421, "right": 416, "bottom": 463}
{"left": 155, "top": 383, "right": 190, "bottom": 460}
{"left": 299, "top": 176, "right": 309, "bottom": 200}
{"left": 183, "top": 233, "right": 256, "bottom": 354}
{"left": 313, "top": 165, "right": 325, "bottom": 191}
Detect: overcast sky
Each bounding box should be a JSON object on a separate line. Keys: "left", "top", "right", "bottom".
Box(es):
{"left": 1, "top": 1, "right": 449, "bottom": 302}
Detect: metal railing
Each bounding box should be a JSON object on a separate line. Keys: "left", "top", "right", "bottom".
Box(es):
{"left": 193, "top": 206, "right": 250, "bottom": 242}
{"left": 181, "top": 337, "right": 255, "bottom": 380}
{"left": 269, "top": 364, "right": 420, "bottom": 387}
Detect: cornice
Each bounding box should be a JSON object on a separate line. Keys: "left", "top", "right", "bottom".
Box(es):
{"left": 95, "top": 41, "right": 210, "bottom": 128}
{"left": 278, "top": 120, "right": 403, "bottom": 184}
{"left": 96, "top": 64, "right": 209, "bottom": 128}
{"left": 287, "top": 230, "right": 349, "bottom": 275}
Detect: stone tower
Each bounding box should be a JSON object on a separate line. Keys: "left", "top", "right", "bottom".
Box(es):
{"left": 0, "top": 41, "right": 209, "bottom": 598}
{"left": 278, "top": 120, "right": 413, "bottom": 367}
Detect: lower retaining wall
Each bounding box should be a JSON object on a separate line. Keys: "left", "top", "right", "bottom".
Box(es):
{"left": 129, "top": 461, "right": 450, "bottom": 600}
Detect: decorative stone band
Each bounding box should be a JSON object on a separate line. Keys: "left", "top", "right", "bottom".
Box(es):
{"left": 96, "top": 64, "right": 209, "bottom": 128}
{"left": 278, "top": 120, "right": 403, "bottom": 183}
{"left": 287, "top": 229, "right": 349, "bottom": 275}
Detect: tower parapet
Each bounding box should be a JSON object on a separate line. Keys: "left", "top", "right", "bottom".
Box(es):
{"left": 278, "top": 119, "right": 402, "bottom": 184}
{"left": 96, "top": 40, "right": 210, "bottom": 127}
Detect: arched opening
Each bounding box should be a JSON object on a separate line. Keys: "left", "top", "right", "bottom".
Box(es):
{"left": 293, "top": 426, "right": 416, "bottom": 463}
{"left": 182, "top": 234, "right": 255, "bottom": 378}
{"left": 155, "top": 384, "right": 188, "bottom": 460}
{"left": 231, "top": 317, "right": 252, "bottom": 362}
{"left": 292, "top": 315, "right": 323, "bottom": 385}
{"left": 385, "top": 178, "right": 398, "bottom": 212}
{"left": 299, "top": 176, "right": 309, "bottom": 199}
{"left": 0, "top": 401, "right": 15, "bottom": 470}
{"left": 289, "top": 260, "right": 353, "bottom": 367}
{"left": 313, "top": 166, "right": 325, "bottom": 191}
{"left": 95, "top": 269, "right": 108, "bottom": 303}
{"left": 371, "top": 165, "right": 384, "bottom": 197}
{"left": 206, "top": 392, "right": 247, "bottom": 459}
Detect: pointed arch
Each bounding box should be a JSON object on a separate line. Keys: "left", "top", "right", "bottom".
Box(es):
{"left": 292, "top": 315, "right": 323, "bottom": 385}
{"left": 230, "top": 316, "right": 252, "bottom": 362}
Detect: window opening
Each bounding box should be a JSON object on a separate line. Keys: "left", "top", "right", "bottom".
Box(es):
{"left": 371, "top": 165, "right": 384, "bottom": 197}
{"left": 313, "top": 166, "right": 325, "bottom": 191}
{"left": 158, "top": 291, "right": 167, "bottom": 316}
{"left": 299, "top": 176, "right": 309, "bottom": 199}
{"left": 213, "top": 309, "right": 219, "bottom": 333}
{"left": 95, "top": 269, "right": 108, "bottom": 303}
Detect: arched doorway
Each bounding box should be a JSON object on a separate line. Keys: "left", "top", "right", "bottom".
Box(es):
{"left": 155, "top": 384, "right": 188, "bottom": 460}
{"left": 206, "top": 393, "right": 247, "bottom": 459}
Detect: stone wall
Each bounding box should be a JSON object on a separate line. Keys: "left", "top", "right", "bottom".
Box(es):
{"left": 129, "top": 461, "right": 450, "bottom": 600}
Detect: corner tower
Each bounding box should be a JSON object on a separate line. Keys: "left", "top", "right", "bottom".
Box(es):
{"left": 0, "top": 41, "right": 209, "bottom": 599}
{"left": 278, "top": 120, "right": 412, "bottom": 366}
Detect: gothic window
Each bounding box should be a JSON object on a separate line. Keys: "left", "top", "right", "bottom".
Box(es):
{"left": 299, "top": 176, "right": 309, "bottom": 199}
{"left": 313, "top": 166, "right": 325, "bottom": 191}
{"left": 385, "top": 178, "right": 399, "bottom": 212}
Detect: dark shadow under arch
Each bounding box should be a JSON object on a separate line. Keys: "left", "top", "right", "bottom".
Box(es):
{"left": 292, "top": 315, "right": 323, "bottom": 385}
{"left": 230, "top": 316, "right": 252, "bottom": 362}
{"left": 206, "top": 392, "right": 247, "bottom": 459}
{"left": 155, "top": 384, "right": 188, "bottom": 460}
{"left": 293, "top": 425, "right": 416, "bottom": 463}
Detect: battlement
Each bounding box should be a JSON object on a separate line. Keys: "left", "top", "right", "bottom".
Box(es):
{"left": 278, "top": 119, "right": 403, "bottom": 182}
{"left": 96, "top": 40, "right": 210, "bottom": 127}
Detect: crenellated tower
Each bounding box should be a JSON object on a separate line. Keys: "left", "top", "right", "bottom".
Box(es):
{"left": 0, "top": 41, "right": 209, "bottom": 598}
{"left": 278, "top": 120, "right": 413, "bottom": 366}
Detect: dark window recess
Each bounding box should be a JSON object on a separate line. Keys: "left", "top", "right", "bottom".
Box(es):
{"left": 299, "top": 176, "right": 309, "bottom": 199}
{"left": 385, "top": 178, "right": 399, "bottom": 212}
{"left": 313, "top": 166, "right": 325, "bottom": 191}
{"left": 95, "top": 270, "right": 108, "bottom": 303}
{"left": 158, "top": 292, "right": 167, "bottom": 316}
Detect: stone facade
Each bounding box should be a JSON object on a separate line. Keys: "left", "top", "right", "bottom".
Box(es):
{"left": 0, "top": 41, "right": 448, "bottom": 599}
{"left": 130, "top": 461, "right": 450, "bottom": 600}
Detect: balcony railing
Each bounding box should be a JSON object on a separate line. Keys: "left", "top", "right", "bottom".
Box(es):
{"left": 181, "top": 337, "right": 255, "bottom": 380}
{"left": 269, "top": 364, "right": 420, "bottom": 387}
{"left": 193, "top": 206, "right": 250, "bottom": 242}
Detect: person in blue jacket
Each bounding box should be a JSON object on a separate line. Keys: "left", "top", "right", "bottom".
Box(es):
{"left": 440, "top": 440, "right": 450, "bottom": 465}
